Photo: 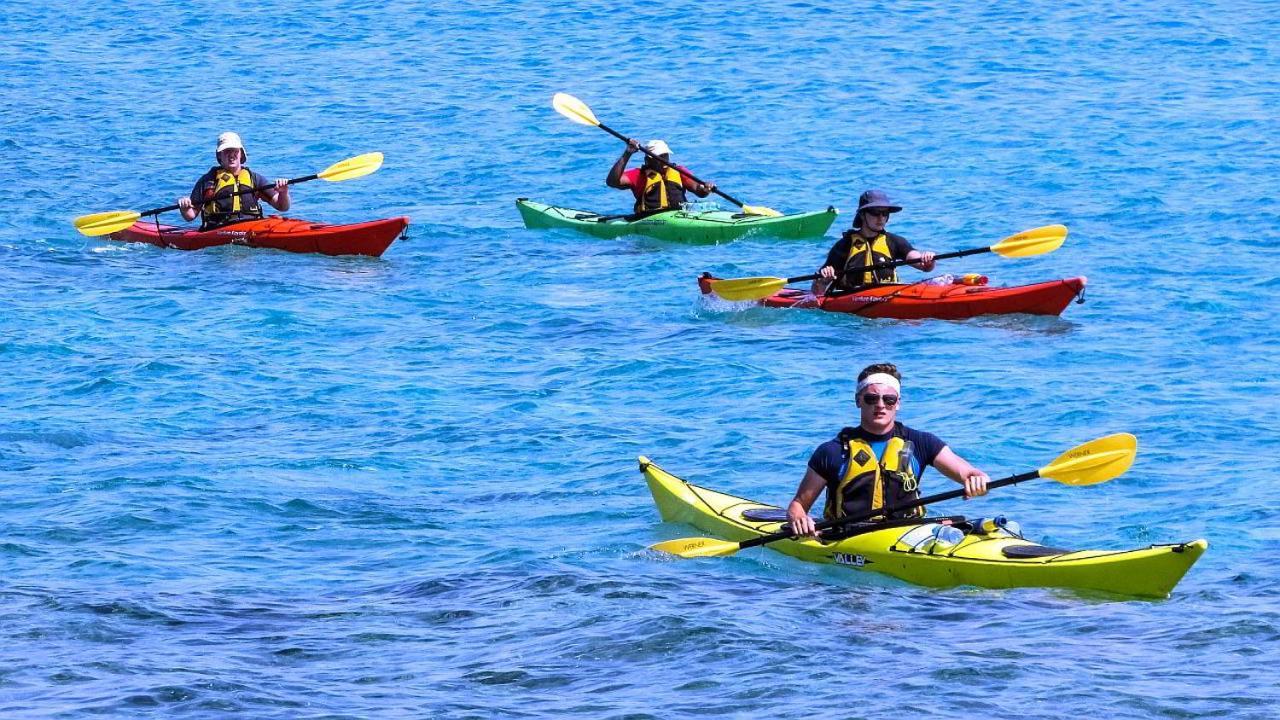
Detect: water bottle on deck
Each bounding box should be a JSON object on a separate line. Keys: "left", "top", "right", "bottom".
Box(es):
{"left": 972, "top": 516, "right": 1022, "bottom": 538}
{"left": 924, "top": 524, "right": 965, "bottom": 554}
{"left": 972, "top": 516, "right": 1007, "bottom": 534}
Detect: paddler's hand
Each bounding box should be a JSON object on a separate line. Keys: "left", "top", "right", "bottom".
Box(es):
{"left": 177, "top": 197, "right": 193, "bottom": 211}
{"left": 963, "top": 472, "right": 990, "bottom": 499}
{"left": 786, "top": 502, "right": 818, "bottom": 538}
{"left": 913, "top": 251, "right": 937, "bottom": 272}
{"left": 625, "top": 138, "right": 640, "bottom": 155}
{"left": 818, "top": 265, "right": 837, "bottom": 280}
{"left": 697, "top": 181, "right": 715, "bottom": 196}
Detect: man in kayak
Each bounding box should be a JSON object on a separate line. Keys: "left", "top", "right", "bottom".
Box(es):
{"left": 811, "top": 190, "right": 937, "bottom": 295}
{"left": 177, "top": 132, "right": 290, "bottom": 230}
{"left": 786, "top": 363, "right": 989, "bottom": 537}
{"left": 605, "top": 139, "right": 715, "bottom": 216}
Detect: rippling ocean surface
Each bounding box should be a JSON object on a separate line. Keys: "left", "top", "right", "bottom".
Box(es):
{"left": 3, "top": 1, "right": 1279, "bottom": 717}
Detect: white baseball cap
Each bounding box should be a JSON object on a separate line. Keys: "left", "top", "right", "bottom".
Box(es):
{"left": 215, "top": 131, "right": 246, "bottom": 159}
{"left": 645, "top": 139, "right": 671, "bottom": 156}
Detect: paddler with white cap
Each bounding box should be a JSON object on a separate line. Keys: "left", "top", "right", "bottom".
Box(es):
{"left": 786, "top": 362, "right": 990, "bottom": 538}
{"left": 177, "top": 132, "right": 291, "bottom": 230}
{"left": 605, "top": 138, "right": 715, "bottom": 216}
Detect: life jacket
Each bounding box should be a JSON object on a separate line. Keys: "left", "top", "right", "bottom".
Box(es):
{"left": 839, "top": 229, "right": 898, "bottom": 288}
{"left": 635, "top": 166, "right": 688, "bottom": 213}
{"left": 823, "top": 427, "right": 924, "bottom": 523}
{"left": 200, "top": 167, "right": 264, "bottom": 229}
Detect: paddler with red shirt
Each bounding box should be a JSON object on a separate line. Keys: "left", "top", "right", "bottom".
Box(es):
{"left": 177, "top": 132, "right": 291, "bottom": 230}
{"left": 605, "top": 139, "right": 715, "bottom": 216}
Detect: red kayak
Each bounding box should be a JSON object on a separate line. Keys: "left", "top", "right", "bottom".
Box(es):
{"left": 109, "top": 215, "right": 409, "bottom": 257}
{"left": 699, "top": 274, "right": 1086, "bottom": 320}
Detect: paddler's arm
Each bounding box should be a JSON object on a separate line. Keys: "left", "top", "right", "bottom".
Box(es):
{"left": 810, "top": 238, "right": 846, "bottom": 295}
{"left": 931, "top": 446, "right": 989, "bottom": 498}
{"left": 786, "top": 468, "right": 827, "bottom": 538}
{"left": 904, "top": 249, "right": 937, "bottom": 272}
{"left": 177, "top": 196, "right": 199, "bottom": 222}
{"left": 261, "top": 178, "right": 291, "bottom": 211}
{"left": 606, "top": 139, "right": 640, "bottom": 189}
{"left": 811, "top": 265, "right": 836, "bottom": 296}
{"left": 678, "top": 168, "right": 715, "bottom": 198}
{"left": 178, "top": 179, "right": 203, "bottom": 222}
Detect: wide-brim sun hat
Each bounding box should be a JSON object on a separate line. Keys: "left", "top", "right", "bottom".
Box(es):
{"left": 853, "top": 188, "right": 902, "bottom": 227}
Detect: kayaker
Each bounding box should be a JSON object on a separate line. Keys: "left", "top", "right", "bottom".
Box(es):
{"left": 785, "top": 363, "right": 989, "bottom": 537}
{"left": 177, "top": 132, "right": 290, "bottom": 230}
{"left": 811, "top": 190, "right": 937, "bottom": 295}
{"left": 605, "top": 139, "right": 715, "bottom": 215}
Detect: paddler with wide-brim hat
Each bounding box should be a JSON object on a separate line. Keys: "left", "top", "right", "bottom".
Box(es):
{"left": 812, "top": 189, "right": 939, "bottom": 295}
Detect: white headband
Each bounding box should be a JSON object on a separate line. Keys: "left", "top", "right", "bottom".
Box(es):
{"left": 857, "top": 373, "right": 901, "bottom": 395}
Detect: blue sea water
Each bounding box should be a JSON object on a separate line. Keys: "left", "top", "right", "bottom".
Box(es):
{"left": 2, "top": 0, "right": 1279, "bottom": 716}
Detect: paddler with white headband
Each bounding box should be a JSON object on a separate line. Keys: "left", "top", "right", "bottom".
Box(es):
{"left": 786, "top": 363, "right": 990, "bottom": 538}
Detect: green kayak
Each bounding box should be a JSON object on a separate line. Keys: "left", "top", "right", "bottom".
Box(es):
{"left": 516, "top": 198, "right": 838, "bottom": 244}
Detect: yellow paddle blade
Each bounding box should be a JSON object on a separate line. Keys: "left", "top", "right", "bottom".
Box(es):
{"left": 991, "top": 224, "right": 1068, "bottom": 258}
{"left": 705, "top": 276, "right": 789, "bottom": 302}
{"left": 741, "top": 204, "right": 784, "bottom": 217}
{"left": 319, "top": 152, "right": 383, "bottom": 182}
{"left": 650, "top": 536, "right": 742, "bottom": 558}
{"left": 1039, "top": 433, "right": 1137, "bottom": 486}
{"left": 73, "top": 210, "right": 141, "bottom": 237}
{"left": 552, "top": 92, "right": 600, "bottom": 127}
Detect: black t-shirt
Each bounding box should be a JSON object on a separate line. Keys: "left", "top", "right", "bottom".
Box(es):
{"left": 807, "top": 422, "right": 946, "bottom": 484}
{"left": 822, "top": 230, "right": 915, "bottom": 272}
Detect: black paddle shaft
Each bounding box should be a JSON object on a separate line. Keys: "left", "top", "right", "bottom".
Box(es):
{"left": 736, "top": 469, "right": 1041, "bottom": 551}
{"left": 594, "top": 120, "right": 748, "bottom": 209}
{"left": 783, "top": 246, "right": 993, "bottom": 285}
{"left": 137, "top": 173, "right": 319, "bottom": 218}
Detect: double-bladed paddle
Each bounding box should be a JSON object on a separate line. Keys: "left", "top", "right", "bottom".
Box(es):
{"left": 650, "top": 433, "right": 1136, "bottom": 559}
{"left": 73, "top": 152, "right": 385, "bottom": 237}
{"left": 552, "top": 93, "right": 782, "bottom": 218}
{"left": 704, "top": 223, "right": 1069, "bottom": 302}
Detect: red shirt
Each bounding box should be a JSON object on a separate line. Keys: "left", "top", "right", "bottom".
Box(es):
{"left": 620, "top": 166, "right": 699, "bottom": 200}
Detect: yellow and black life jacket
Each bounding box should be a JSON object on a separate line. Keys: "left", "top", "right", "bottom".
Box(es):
{"left": 823, "top": 431, "right": 923, "bottom": 523}
{"left": 201, "top": 167, "right": 264, "bottom": 229}
{"left": 635, "top": 166, "right": 688, "bottom": 213}
{"left": 840, "top": 230, "right": 899, "bottom": 288}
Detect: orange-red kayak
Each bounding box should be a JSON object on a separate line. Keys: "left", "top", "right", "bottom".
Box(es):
{"left": 109, "top": 216, "right": 409, "bottom": 257}
{"left": 699, "top": 274, "right": 1086, "bottom": 320}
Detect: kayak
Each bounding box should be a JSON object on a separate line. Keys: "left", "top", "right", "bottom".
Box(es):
{"left": 516, "top": 198, "right": 837, "bottom": 244}
{"left": 698, "top": 274, "right": 1087, "bottom": 320}
{"left": 640, "top": 456, "right": 1207, "bottom": 598}
{"left": 109, "top": 216, "right": 409, "bottom": 257}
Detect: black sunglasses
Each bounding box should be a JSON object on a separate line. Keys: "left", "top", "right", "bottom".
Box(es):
{"left": 864, "top": 209, "right": 892, "bottom": 218}
{"left": 861, "top": 393, "right": 899, "bottom": 407}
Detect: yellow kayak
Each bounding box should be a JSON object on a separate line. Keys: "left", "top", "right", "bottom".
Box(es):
{"left": 640, "top": 456, "right": 1207, "bottom": 598}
